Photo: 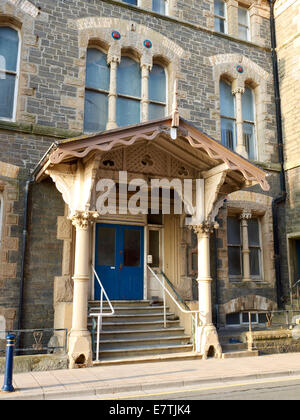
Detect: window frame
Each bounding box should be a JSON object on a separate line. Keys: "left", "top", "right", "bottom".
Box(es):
{"left": 152, "top": 0, "right": 168, "bottom": 16}
{"left": 227, "top": 215, "right": 243, "bottom": 280}
{"left": 148, "top": 62, "right": 168, "bottom": 121}
{"left": 214, "top": 0, "right": 227, "bottom": 34}
{"left": 0, "top": 25, "right": 21, "bottom": 122}
{"left": 84, "top": 47, "right": 110, "bottom": 133}
{"left": 238, "top": 6, "right": 250, "bottom": 42}
{"left": 219, "top": 79, "right": 237, "bottom": 151}
{"left": 242, "top": 86, "right": 257, "bottom": 161}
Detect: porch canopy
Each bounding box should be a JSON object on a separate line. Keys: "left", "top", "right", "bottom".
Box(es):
{"left": 34, "top": 115, "right": 270, "bottom": 367}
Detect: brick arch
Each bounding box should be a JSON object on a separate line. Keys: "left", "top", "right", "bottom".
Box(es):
{"left": 223, "top": 295, "right": 277, "bottom": 314}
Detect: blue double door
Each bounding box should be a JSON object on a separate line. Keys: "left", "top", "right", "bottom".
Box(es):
{"left": 94, "top": 223, "right": 144, "bottom": 300}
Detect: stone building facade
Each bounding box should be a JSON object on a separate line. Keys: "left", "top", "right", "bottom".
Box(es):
{"left": 274, "top": 0, "right": 300, "bottom": 302}
{"left": 0, "top": 0, "right": 291, "bottom": 357}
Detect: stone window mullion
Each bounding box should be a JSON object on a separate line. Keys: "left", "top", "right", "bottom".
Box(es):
{"left": 106, "top": 55, "right": 120, "bottom": 130}
{"left": 141, "top": 63, "right": 152, "bottom": 122}
{"left": 232, "top": 85, "right": 247, "bottom": 158}
{"left": 240, "top": 210, "right": 252, "bottom": 282}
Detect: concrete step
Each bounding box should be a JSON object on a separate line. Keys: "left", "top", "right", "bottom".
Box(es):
{"left": 89, "top": 305, "right": 169, "bottom": 315}
{"left": 89, "top": 300, "right": 151, "bottom": 308}
{"left": 92, "top": 326, "right": 186, "bottom": 339}
{"left": 95, "top": 343, "right": 194, "bottom": 360}
{"left": 91, "top": 313, "right": 178, "bottom": 324}
{"left": 222, "top": 349, "right": 259, "bottom": 359}
{"left": 88, "top": 319, "right": 181, "bottom": 330}
{"left": 97, "top": 335, "right": 191, "bottom": 350}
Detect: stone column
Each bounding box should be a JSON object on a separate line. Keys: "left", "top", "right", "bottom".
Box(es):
{"left": 192, "top": 221, "right": 222, "bottom": 359}
{"left": 232, "top": 86, "right": 247, "bottom": 158}
{"left": 106, "top": 56, "right": 120, "bottom": 130}
{"left": 68, "top": 210, "right": 98, "bottom": 369}
{"left": 226, "top": 0, "right": 239, "bottom": 38}
{"left": 240, "top": 210, "right": 252, "bottom": 282}
{"left": 141, "top": 63, "right": 151, "bottom": 122}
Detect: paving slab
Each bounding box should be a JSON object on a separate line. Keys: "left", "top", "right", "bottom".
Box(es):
{"left": 1, "top": 353, "right": 300, "bottom": 400}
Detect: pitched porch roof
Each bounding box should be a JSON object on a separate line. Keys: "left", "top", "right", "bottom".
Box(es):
{"left": 35, "top": 116, "right": 270, "bottom": 193}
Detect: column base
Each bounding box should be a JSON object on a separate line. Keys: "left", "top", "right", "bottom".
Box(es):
{"left": 68, "top": 330, "right": 93, "bottom": 369}
{"left": 195, "top": 325, "right": 222, "bottom": 359}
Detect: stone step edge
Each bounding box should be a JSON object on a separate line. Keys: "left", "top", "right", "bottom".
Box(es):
{"left": 98, "top": 335, "right": 191, "bottom": 345}
{"left": 97, "top": 344, "right": 194, "bottom": 355}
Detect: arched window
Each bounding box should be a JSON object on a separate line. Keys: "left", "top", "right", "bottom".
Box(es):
{"left": 148, "top": 64, "right": 166, "bottom": 120}
{"left": 116, "top": 56, "right": 141, "bottom": 127}
{"left": 152, "top": 0, "right": 167, "bottom": 15}
{"left": 0, "top": 27, "right": 20, "bottom": 120}
{"left": 220, "top": 79, "right": 236, "bottom": 150}
{"left": 242, "top": 87, "right": 256, "bottom": 160}
{"left": 84, "top": 48, "right": 110, "bottom": 132}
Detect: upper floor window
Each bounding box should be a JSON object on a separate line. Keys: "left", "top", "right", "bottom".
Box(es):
{"left": 214, "top": 0, "right": 227, "bottom": 34}
{"left": 220, "top": 80, "right": 236, "bottom": 150}
{"left": 0, "top": 27, "right": 20, "bottom": 121}
{"left": 242, "top": 87, "right": 256, "bottom": 160}
{"left": 84, "top": 48, "right": 110, "bottom": 132}
{"left": 219, "top": 79, "right": 257, "bottom": 160}
{"left": 116, "top": 56, "right": 141, "bottom": 127}
{"left": 122, "top": 0, "right": 138, "bottom": 5}
{"left": 84, "top": 48, "right": 167, "bottom": 133}
{"left": 152, "top": 0, "right": 167, "bottom": 15}
{"left": 238, "top": 7, "right": 250, "bottom": 41}
{"left": 148, "top": 64, "right": 167, "bottom": 120}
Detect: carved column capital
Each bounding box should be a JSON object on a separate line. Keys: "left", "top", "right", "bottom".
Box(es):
{"left": 240, "top": 210, "right": 252, "bottom": 220}
{"left": 69, "top": 210, "right": 99, "bottom": 230}
{"left": 190, "top": 220, "right": 219, "bottom": 236}
{"left": 232, "top": 87, "right": 245, "bottom": 95}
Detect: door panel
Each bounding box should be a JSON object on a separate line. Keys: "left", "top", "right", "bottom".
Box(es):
{"left": 95, "top": 223, "right": 144, "bottom": 300}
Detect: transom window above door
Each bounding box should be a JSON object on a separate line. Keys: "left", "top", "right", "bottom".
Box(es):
{"left": 84, "top": 47, "right": 167, "bottom": 133}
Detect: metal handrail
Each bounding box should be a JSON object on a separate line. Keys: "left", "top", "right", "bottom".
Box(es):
{"left": 147, "top": 265, "right": 200, "bottom": 352}
{"left": 89, "top": 265, "right": 115, "bottom": 362}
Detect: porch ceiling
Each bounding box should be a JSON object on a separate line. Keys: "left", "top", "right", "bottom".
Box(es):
{"left": 35, "top": 116, "right": 270, "bottom": 193}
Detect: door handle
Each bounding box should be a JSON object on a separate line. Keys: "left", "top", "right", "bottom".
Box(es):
{"left": 110, "top": 266, "right": 115, "bottom": 270}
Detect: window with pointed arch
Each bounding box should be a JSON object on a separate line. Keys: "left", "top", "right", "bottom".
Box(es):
{"left": 219, "top": 79, "right": 257, "bottom": 160}
{"left": 0, "top": 26, "right": 20, "bottom": 121}
{"left": 84, "top": 48, "right": 167, "bottom": 132}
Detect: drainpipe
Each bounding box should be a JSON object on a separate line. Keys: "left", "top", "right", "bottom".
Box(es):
{"left": 17, "top": 142, "right": 59, "bottom": 333}
{"left": 269, "top": 0, "right": 286, "bottom": 309}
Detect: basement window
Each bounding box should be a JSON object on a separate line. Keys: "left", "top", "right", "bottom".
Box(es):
{"left": 226, "top": 312, "right": 267, "bottom": 326}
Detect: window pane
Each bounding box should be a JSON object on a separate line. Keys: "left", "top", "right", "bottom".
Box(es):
{"left": 238, "top": 24, "right": 249, "bottom": 41}
{"left": 243, "top": 123, "right": 256, "bottom": 160}
{"left": 84, "top": 90, "right": 108, "bottom": 132}
{"left": 220, "top": 81, "right": 235, "bottom": 118}
{"left": 228, "top": 246, "right": 241, "bottom": 276}
{"left": 221, "top": 118, "right": 236, "bottom": 150}
{"left": 0, "top": 27, "right": 19, "bottom": 72}
{"left": 124, "top": 229, "right": 140, "bottom": 267}
{"left": 149, "top": 103, "right": 165, "bottom": 120}
{"left": 250, "top": 248, "right": 260, "bottom": 276}
{"left": 227, "top": 217, "right": 241, "bottom": 245}
{"left": 0, "top": 74, "right": 16, "bottom": 119}
{"left": 86, "top": 48, "right": 110, "bottom": 91}
{"left": 242, "top": 312, "right": 257, "bottom": 323}
{"left": 149, "top": 230, "right": 160, "bottom": 267}
{"left": 214, "top": 17, "right": 225, "bottom": 33}
{"left": 149, "top": 64, "right": 166, "bottom": 103}
{"left": 248, "top": 218, "right": 260, "bottom": 246}
{"left": 242, "top": 88, "right": 254, "bottom": 122}
{"left": 116, "top": 97, "right": 140, "bottom": 127}
{"left": 238, "top": 8, "right": 248, "bottom": 25}
{"left": 117, "top": 57, "right": 141, "bottom": 98}
{"left": 214, "top": 0, "right": 225, "bottom": 17}
{"left": 226, "top": 313, "right": 240, "bottom": 325}
{"left": 153, "top": 0, "right": 166, "bottom": 14}
{"left": 97, "top": 227, "right": 116, "bottom": 266}
{"left": 123, "top": 0, "right": 137, "bottom": 4}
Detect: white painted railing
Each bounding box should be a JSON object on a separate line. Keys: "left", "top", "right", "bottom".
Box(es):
{"left": 89, "top": 265, "right": 115, "bottom": 362}
{"left": 147, "top": 265, "right": 200, "bottom": 352}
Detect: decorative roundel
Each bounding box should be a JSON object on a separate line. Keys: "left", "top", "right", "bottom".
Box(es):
{"left": 112, "top": 31, "right": 121, "bottom": 40}
{"left": 144, "top": 40, "right": 152, "bottom": 49}
{"left": 236, "top": 65, "right": 244, "bottom": 74}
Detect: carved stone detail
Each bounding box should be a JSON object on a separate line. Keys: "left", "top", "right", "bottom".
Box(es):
{"left": 69, "top": 210, "right": 99, "bottom": 230}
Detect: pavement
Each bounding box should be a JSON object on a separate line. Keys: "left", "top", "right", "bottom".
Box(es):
{"left": 1, "top": 352, "right": 300, "bottom": 400}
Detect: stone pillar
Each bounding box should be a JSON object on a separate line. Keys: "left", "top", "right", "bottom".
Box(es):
{"left": 141, "top": 63, "right": 151, "bottom": 122}
{"left": 68, "top": 211, "right": 97, "bottom": 369}
{"left": 232, "top": 86, "right": 247, "bottom": 158}
{"left": 192, "top": 221, "right": 222, "bottom": 359}
{"left": 226, "top": 0, "right": 239, "bottom": 38}
{"left": 240, "top": 210, "right": 252, "bottom": 282}
{"left": 106, "top": 56, "right": 119, "bottom": 130}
